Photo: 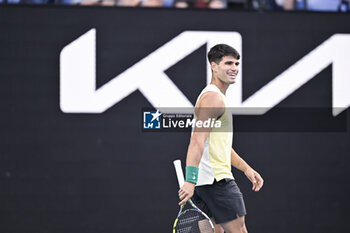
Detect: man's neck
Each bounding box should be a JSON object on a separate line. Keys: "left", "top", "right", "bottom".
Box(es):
{"left": 210, "top": 80, "right": 229, "bottom": 95}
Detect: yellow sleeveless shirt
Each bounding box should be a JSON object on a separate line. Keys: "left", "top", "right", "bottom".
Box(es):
{"left": 195, "top": 84, "right": 234, "bottom": 186}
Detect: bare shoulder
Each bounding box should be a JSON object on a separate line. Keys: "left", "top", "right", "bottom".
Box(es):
{"left": 196, "top": 92, "right": 225, "bottom": 119}
{"left": 197, "top": 91, "right": 225, "bottom": 108}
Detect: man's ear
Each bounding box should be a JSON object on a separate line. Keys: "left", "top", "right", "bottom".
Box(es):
{"left": 210, "top": 61, "right": 218, "bottom": 72}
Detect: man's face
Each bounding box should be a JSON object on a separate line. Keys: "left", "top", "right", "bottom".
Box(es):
{"left": 211, "top": 56, "right": 240, "bottom": 84}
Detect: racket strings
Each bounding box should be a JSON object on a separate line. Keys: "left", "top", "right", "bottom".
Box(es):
{"left": 175, "top": 210, "right": 213, "bottom": 233}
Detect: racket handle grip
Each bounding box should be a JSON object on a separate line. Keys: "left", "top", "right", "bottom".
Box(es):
{"left": 173, "top": 159, "right": 185, "bottom": 188}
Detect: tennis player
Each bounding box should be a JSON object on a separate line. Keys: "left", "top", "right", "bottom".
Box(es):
{"left": 178, "top": 44, "right": 264, "bottom": 233}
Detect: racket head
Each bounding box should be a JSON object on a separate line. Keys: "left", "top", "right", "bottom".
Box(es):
{"left": 173, "top": 201, "right": 215, "bottom": 233}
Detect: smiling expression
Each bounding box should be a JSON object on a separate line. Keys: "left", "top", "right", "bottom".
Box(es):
{"left": 211, "top": 56, "right": 240, "bottom": 85}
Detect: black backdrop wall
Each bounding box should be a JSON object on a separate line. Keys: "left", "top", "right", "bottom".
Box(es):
{"left": 0, "top": 5, "right": 349, "bottom": 233}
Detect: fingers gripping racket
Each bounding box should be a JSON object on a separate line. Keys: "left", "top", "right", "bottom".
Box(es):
{"left": 173, "top": 160, "right": 215, "bottom": 233}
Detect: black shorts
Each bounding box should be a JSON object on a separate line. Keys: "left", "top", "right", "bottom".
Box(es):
{"left": 192, "top": 178, "right": 247, "bottom": 224}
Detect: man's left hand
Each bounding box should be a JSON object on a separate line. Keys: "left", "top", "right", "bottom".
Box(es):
{"left": 244, "top": 168, "right": 264, "bottom": 192}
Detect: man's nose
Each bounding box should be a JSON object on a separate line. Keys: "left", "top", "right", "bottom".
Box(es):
{"left": 231, "top": 64, "right": 238, "bottom": 70}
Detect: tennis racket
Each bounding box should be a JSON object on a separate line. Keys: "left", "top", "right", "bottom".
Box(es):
{"left": 173, "top": 159, "right": 215, "bottom": 233}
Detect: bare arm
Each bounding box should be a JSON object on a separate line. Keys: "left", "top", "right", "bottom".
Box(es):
{"left": 178, "top": 92, "right": 225, "bottom": 205}
{"left": 231, "top": 148, "right": 264, "bottom": 192}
